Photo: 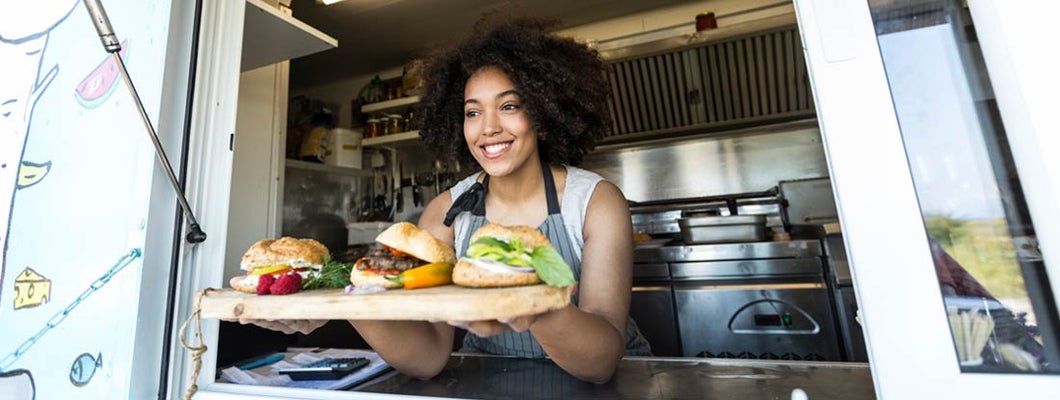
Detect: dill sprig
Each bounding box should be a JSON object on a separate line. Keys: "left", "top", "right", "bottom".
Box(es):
{"left": 302, "top": 255, "right": 355, "bottom": 289}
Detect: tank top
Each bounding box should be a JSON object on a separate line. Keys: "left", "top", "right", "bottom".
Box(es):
{"left": 445, "top": 164, "right": 652, "bottom": 358}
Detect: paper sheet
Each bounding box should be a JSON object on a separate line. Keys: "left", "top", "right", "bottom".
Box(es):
{"left": 219, "top": 348, "right": 391, "bottom": 390}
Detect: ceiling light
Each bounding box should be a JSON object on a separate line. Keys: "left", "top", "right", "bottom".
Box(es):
{"left": 317, "top": 0, "right": 347, "bottom": 5}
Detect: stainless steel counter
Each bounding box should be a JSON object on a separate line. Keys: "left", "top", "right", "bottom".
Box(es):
{"left": 354, "top": 354, "right": 874, "bottom": 399}
{"left": 633, "top": 240, "right": 822, "bottom": 263}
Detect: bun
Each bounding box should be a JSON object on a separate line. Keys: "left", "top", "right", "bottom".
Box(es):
{"left": 229, "top": 275, "right": 258, "bottom": 294}
{"left": 349, "top": 268, "right": 402, "bottom": 289}
{"left": 454, "top": 223, "right": 552, "bottom": 288}
{"left": 452, "top": 258, "right": 541, "bottom": 287}
{"left": 376, "top": 222, "right": 456, "bottom": 264}
{"left": 241, "top": 237, "right": 329, "bottom": 270}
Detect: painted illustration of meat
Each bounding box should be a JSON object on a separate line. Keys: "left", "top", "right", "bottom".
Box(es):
{"left": 0, "top": 0, "right": 78, "bottom": 308}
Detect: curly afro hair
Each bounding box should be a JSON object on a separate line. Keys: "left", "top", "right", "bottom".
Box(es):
{"left": 416, "top": 16, "right": 612, "bottom": 170}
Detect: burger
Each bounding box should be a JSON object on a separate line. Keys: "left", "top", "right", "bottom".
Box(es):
{"left": 229, "top": 237, "right": 329, "bottom": 294}
{"left": 350, "top": 222, "right": 457, "bottom": 289}
{"left": 453, "top": 224, "right": 576, "bottom": 288}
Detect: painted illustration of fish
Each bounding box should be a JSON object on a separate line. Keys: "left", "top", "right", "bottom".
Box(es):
{"left": 69, "top": 353, "right": 102, "bottom": 387}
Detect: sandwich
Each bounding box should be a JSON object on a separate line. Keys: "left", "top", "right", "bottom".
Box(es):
{"left": 350, "top": 222, "right": 457, "bottom": 289}
{"left": 229, "top": 237, "right": 329, "bottom": 294}
{"left": 453, "top": 224, "right": 576, "bottom": 288}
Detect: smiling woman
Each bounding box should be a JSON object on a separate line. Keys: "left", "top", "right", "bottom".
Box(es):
{"left": 418, "top": 17, "right": 610, "bottom": 172}
{"left": 352, "top": 15, "right": 651, "bottom": 382}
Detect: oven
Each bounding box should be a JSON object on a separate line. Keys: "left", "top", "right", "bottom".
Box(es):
{"left": 626, "top": 182, "right": 847, "bottom": 361}
{"left": 634, "top": 240, "right": 842, "bottom": 361}
{"left": 671, "top": 255, "right": 841, "bottom": 360}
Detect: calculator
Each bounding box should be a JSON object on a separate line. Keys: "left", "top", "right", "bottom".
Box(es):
{"left": 277, "top": 357, "right": 370, "bottom": 381}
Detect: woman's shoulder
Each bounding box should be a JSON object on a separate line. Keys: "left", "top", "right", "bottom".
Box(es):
{"left": 563, "top": 165, "right": 605, "bottom": 193}
{"left": 450, "top": 172, "right": 483, "bottom": 198}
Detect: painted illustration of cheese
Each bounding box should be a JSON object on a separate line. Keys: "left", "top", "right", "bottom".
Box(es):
{"left": 14, "top": 267, "right": 50, "bottom": 310}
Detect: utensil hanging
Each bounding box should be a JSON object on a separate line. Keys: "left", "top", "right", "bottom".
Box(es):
{"left": 947, "top": 307, "right": 995, "bottom": 366}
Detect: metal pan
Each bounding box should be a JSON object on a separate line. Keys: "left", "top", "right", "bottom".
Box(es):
{"left": 677, "top": 215, "right": 768, "bottom": 244}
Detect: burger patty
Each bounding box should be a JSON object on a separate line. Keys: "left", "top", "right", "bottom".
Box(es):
{"left": 358, "top": 245, "right": 421, "bottom": 272}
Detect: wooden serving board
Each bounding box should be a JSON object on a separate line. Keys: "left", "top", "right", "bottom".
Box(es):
{"left": 197, "top": 284, "right": 571, "bottom": 321}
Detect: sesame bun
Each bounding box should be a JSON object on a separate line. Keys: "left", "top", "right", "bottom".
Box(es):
{"left": 240, "top": 237, "right": 329, "bottom": 270}
{"left": 375, "top": 222, "right": 456, "bottom": 264}
{"left": 453, "top": 224, "right": 551, "bottom": 288}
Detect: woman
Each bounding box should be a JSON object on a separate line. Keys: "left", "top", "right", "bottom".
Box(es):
{"left": 252, "top": 16, "right": 650, "bottom": 383}
{"left": 353, "top": 16, "right": 651, "bottom": 383}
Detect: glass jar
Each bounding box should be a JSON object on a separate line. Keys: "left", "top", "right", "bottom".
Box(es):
{"left": 379, "top": 116, "right": 390, "bottom": 135}
{"left": 388, "top": 114, "right": 404, "bottom": 134}
{"left": 365, "top": 118, "right": 381, "bottom": 138}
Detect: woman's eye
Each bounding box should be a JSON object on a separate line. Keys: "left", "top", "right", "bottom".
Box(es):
{"left": 501, "top": 103, "right": 519, "bottom": 111}
{"left": 465, "top": 110, "right": 480, "bottom": 118}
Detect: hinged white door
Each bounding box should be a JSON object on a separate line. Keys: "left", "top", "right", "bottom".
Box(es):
{"left": 794, "top": 0, "right": 1060, "bottom": 398}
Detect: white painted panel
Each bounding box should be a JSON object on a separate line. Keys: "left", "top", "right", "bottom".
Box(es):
{"left": 225, "top": 63, "right": 286, "bottom": 280}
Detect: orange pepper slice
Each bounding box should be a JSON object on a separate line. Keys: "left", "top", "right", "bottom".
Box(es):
{"left": 391, "top": 262, "right": 454, "bottom": 290}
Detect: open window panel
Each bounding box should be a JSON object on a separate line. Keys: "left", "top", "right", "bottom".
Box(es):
{"left": 796, "top": 0, "right": 1059, "bottom": 398}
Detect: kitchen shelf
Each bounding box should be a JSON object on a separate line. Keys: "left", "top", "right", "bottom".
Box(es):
{"left": 362, "top": 130, "right": 422, "bottom": 148}
{"left": 361, "top": 96, "right": 421, "bottom": 114}
{"left": 241, "top": 0, "right": 338, "bottom": 72}
{"left": 285, "top": 159, "right": 371, "bottom": 177}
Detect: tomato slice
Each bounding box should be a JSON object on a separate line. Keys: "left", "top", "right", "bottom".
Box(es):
{"left": 384, "top": 245, "right": 413, "bottom": 259}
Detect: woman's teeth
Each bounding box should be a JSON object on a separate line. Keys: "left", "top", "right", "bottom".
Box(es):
{"left": 483, "top": 142, "right": 510, "bottom": 155}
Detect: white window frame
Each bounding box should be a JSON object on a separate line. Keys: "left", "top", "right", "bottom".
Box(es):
{"left": 793, "top": 0, "right": 1060, "bottom": 398}
{"left": 163, "top": 2, "right": 405, "bottom": 399}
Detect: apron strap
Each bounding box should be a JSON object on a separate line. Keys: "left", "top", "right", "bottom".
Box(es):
{"left": 540, "top": 161, "right": 561, "bottom": 215}
{"left": 442, "top": 157, "right": 561, "bottom": 225}
{"left": 442, "top": 173, "right": 486, "bottom": 227}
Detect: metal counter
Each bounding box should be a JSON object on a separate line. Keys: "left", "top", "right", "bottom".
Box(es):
{"left": 355, "top": 354, "right": 874, "bottom": 399}
{"left": 633, "top": 240, "right": 822, "bottom": 263}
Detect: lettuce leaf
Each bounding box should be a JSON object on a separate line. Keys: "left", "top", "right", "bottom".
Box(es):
{"left": 530, "top": 246, "right": 576, "bottom": 287}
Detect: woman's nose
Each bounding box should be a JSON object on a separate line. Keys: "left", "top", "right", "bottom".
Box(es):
{"left": 482, "top": 112, "right": 501, "bottom": 136}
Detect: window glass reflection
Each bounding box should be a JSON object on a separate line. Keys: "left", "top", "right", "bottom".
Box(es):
{"left": 867, "top": 0, "right": 1057, "bottom": 373}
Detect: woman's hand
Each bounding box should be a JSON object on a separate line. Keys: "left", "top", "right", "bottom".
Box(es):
{"left": 229, "top": 318, "right": 327, "bottom": 335}
{"left": 446, "top": 285, "right": 574, "bottom": 336}
{"left": 445, "top": 311, "right": 549, "bottom": 336}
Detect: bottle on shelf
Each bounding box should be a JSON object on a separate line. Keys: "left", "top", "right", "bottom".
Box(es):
{"left": 367, "top": 75, "right": 385, "bottom": 103}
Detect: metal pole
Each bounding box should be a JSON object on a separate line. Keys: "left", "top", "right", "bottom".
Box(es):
{"left": 82, "top": 0, "right": 206, "bottom": 243}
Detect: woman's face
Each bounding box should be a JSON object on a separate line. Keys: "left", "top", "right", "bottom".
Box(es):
{"left": 463, "top": 66, "right": 538, "bottom": 177}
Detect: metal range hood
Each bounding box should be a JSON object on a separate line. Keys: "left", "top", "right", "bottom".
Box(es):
{"left": 596, "top": 14, "right": 815, "bottom": 144}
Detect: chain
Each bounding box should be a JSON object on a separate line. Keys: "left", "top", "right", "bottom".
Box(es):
{"left": 0, "top": 247, "right": 142, "bottom": 371}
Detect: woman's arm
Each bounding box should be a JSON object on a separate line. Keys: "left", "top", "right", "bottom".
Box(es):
{"left": 347, "top": 193, "right": 458, "bottom": 379}
{"left": 532, "top": 180, "right": 632, "bottom": 383}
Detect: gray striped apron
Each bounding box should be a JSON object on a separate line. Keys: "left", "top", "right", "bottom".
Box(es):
{"left": 446, "top": 164, "right": 652, "bottom": 358}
